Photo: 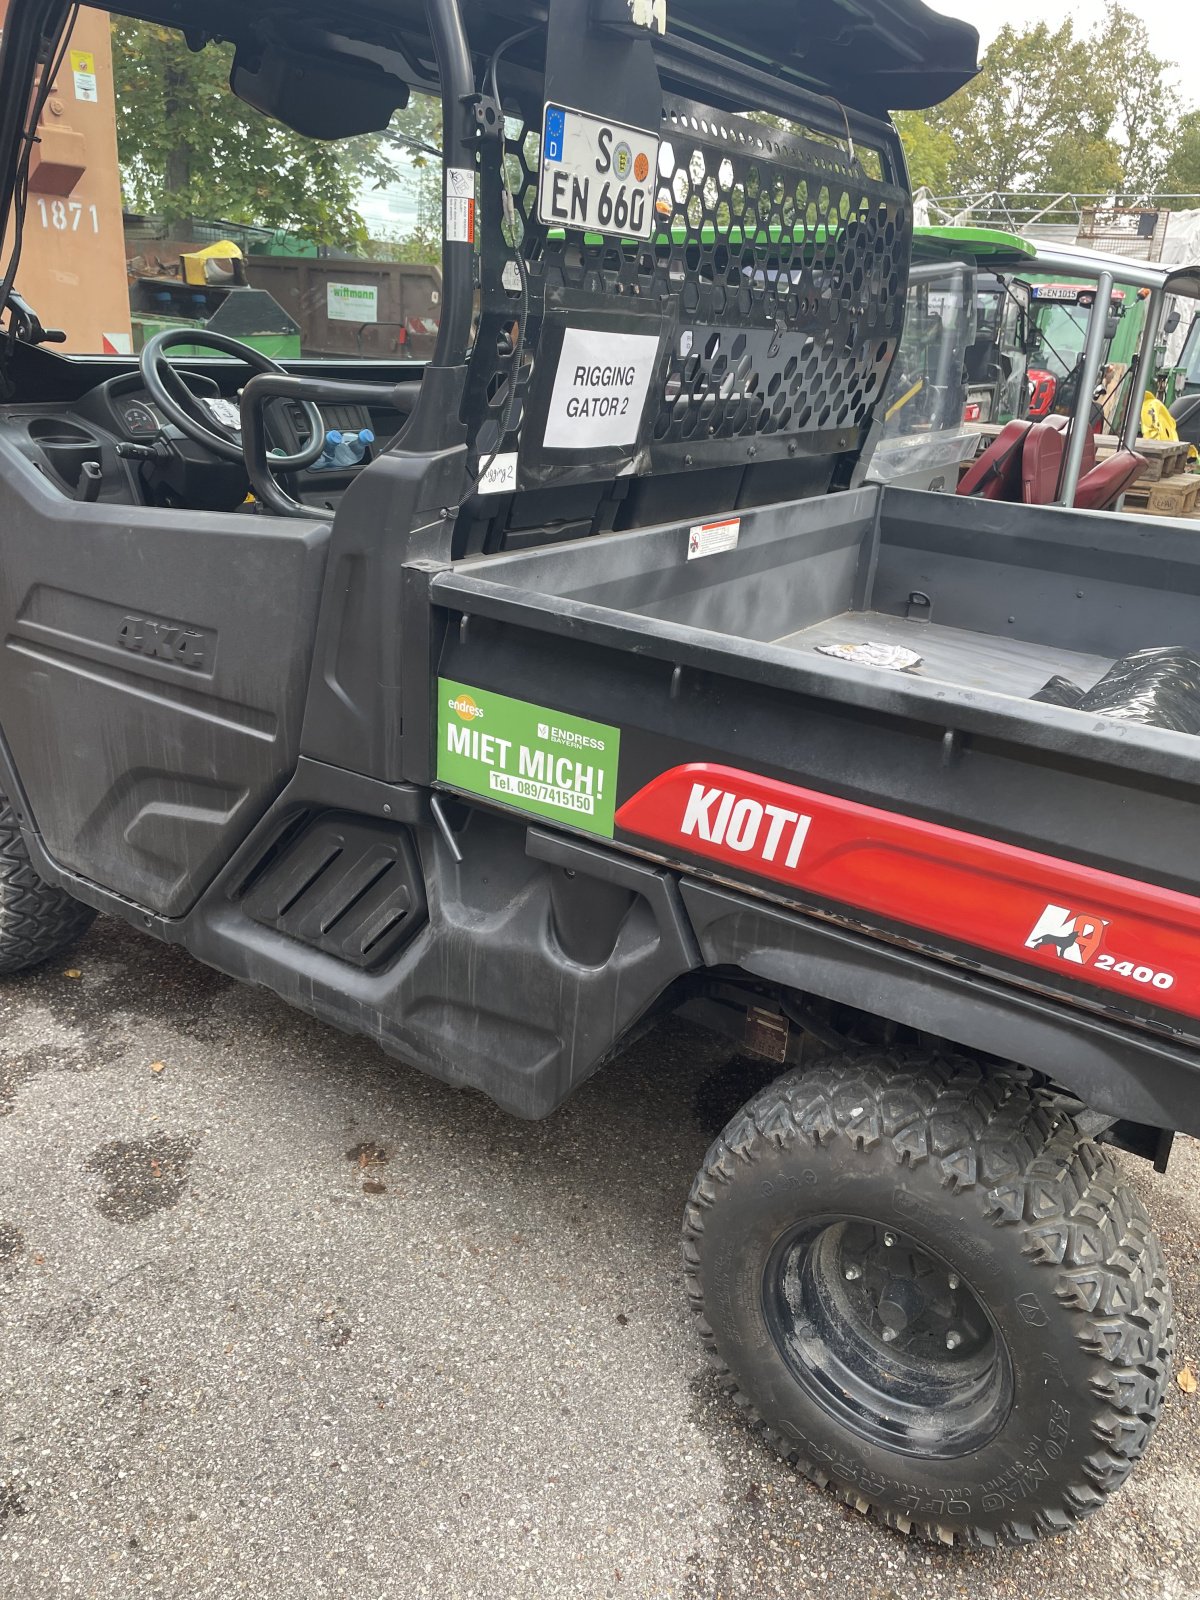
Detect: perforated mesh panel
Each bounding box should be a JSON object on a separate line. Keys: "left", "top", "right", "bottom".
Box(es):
{"left": 465, "top": 87, "right": 912, "bottom": 486}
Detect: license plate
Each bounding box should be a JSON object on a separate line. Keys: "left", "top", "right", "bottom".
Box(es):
{"left": 537, "top": 103, "right": 658, "bottom": 241}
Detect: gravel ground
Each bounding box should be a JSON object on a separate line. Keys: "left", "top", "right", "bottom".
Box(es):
{"left": 0, "top": 915, "right": 1196, "bottom": 1600}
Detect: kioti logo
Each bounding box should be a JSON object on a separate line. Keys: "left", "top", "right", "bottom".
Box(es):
{"left": 448, "top": 693, "right": 484, "bottom": 722}
{"left": 1025, "top": 904, "right": 1108, "bottom": 966}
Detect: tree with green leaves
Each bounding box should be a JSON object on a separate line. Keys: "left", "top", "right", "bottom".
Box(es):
{"left": 1090, "top": 8, "right": 1180, "bottom": 194}
{"left": 1162, "top": 111, "right": 1200, "bottom": 194}
{"left": 365, "top": 93, "right": 444, "bottom": 263}
{"left": 922, "top": 20, "right": 1120, "bottom": 195}
{"left": 111, "top": 19, "right": 430, "bottom": 249}
{"left": 897, "top": 7, "right": 1187, "bottom": 202}
{"left": 892, "top": 111, "right": 956, "bottom": 194}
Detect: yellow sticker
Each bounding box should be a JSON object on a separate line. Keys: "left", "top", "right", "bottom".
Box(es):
{"left": 70, "top": 49, "right": 98, "bottom": 102}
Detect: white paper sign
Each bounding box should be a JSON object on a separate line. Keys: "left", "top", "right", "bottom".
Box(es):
{"left": 543, "top": 328, "right": 660, "bottom": 451}
{"left": 327, "top": 282, "right": 378, "bottom": 323}
{"left": 478, "top": 452, "right": 518, "bottom": 495}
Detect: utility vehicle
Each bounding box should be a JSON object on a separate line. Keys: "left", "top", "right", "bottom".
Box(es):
{"left": 863, "top": 225, "right": 1034, "bottom": 489}
{"left": 0, "top": 0, "right": 1187, "bottom": 1552}
{"left": 899, "top": 236, "right": 1200, "bottom": 513}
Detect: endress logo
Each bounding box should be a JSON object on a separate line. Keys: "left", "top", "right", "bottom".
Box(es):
{"left": 449, "top": 693, "right": 484, "bottom": 722}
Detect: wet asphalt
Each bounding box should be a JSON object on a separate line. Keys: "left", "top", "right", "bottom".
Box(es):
{"left": 0, "top": 915, "right": 1196, "bottom": 1600}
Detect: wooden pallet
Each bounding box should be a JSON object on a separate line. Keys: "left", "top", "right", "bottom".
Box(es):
{"left": 1122, "top": 473, "right": 1200, "bottom": 518}
{"left": 1095, "top": 435, "right": 1190, "bottom": 481}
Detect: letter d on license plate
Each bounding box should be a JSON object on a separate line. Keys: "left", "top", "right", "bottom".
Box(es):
{"left": 538, "top": 104, "right": 658, "bottom": 241}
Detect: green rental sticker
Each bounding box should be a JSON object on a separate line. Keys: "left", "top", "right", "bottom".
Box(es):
{"left": 437, "top": 679, "right": 620, "bottom": 836}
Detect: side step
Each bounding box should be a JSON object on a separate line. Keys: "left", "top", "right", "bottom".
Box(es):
{"left": 240, "top": 811, "right": 426, "bottom": 969}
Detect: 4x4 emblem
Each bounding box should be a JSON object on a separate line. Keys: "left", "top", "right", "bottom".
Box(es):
{"left": 117, "top": 614, "right": 208, "bottom": 671}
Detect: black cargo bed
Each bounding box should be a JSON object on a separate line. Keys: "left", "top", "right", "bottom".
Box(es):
{"left": 432, "top": 483, "right": 1200, "bottom": 781}
{"left": 775, "top": 611, "right": 1115, "bottom": 698}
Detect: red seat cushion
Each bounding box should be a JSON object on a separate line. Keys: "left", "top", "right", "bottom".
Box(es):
{"left": 1021, "top": 422, "right": 1066, "bottom": 505}
{"left": 1074, "top": 450, "right": 1147, "bottom": 511}
{"left": 957, "top": 419, "right": 1030, "bottom": 500}
{"left": 1045, "top": 414, "right": 1098, "bottom": 477}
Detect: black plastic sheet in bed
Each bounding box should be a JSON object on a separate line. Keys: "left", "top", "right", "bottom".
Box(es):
{"left": 1033, "top": 647, "right": 1200, "bottom": 735}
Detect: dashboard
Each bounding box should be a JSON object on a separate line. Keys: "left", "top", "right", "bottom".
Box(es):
{"left": 114, "top": 395, "right": 162, "bottom": 438}
{"left": 0, "top": 364, "right": 410, "bottom": 515}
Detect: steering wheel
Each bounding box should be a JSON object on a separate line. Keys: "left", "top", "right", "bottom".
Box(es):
{"left": 139, "top": 328, "right": 326, "bottom": 471}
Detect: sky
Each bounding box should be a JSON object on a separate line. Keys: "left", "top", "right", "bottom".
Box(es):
{"left": 933, "top": 0, "right": 1199, "bottom": 111}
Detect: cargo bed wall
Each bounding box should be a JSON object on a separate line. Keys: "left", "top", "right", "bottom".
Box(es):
{"left": 874, "top": 490, "right": 1200, "bottom": 664}
{"left": 449, "top": 489, "right": 879, "bottom": 643}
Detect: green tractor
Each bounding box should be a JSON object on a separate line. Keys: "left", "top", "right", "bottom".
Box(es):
{"left": 1024, "top": 264, "right": 1188, "bottom": 428}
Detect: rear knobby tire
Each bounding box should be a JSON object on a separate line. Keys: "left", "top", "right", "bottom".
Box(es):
{"left": 682, "top": 1051, "right": 1173, "bottom": 1548}
{"left": 0, "top": 795, "right": 94, "bottom": 974}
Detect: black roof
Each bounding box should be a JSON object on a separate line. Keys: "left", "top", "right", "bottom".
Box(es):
{"left": 668, "top": 0, "right": 980, "bottom": 112}
{"left": 106, "top": 0, "right": 979, "bottom": 115}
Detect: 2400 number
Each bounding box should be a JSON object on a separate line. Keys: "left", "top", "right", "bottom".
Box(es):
{"left": 1094, "top": 954, "right": 1174, "bottom": 990}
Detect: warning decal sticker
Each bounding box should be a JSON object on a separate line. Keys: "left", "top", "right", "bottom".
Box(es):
{"left": 446, "top": 168, "right": 476, "bottom": 244}
{"left": 70, "top": 49, "right": 97, "bottom": 101}
{"left": 437, "top": 681, "right": 621, "bottom": 837}
{"left": 687, "top": 518, "right": 740, "bottom": 561}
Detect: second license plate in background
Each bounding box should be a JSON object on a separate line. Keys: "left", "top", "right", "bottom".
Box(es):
{"left": 538, "top": 104, "right": 658, "bottom": 240}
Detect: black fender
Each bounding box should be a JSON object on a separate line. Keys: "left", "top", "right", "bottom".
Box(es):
{"left": 682, "top": 879, "right": 1200, "bottom": 1139}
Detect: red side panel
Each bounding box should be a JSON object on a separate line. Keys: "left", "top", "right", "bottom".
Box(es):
{"left": 616, "top": 764, "right": 1200, "bottom": 1017}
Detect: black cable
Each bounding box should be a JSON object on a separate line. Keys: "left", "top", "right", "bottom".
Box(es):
{"left": 486, "top": 25, "right": 537, "bottom": 111}
{"left": 461, "top": 26, "right": 538, "bottom": 504}
{"left": 397, "top": 137, "right": 444, "bottom": 162}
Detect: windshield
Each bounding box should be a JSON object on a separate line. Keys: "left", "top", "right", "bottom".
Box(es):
{"left": 878, "top": 266, "right": 973, "bottom": 440}
{"left": 1030, "top": 305, "right": 1093, "bottom": 380}
{"left": 11, "top": 8, "right": 443, "bottom": 360}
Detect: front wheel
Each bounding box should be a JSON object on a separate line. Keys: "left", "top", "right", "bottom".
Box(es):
{"left": 0, "top": 794, "right": 95, "bottom": 974}
{"left": 682, "top": 1051, "right": 1173, "bottom": 1548}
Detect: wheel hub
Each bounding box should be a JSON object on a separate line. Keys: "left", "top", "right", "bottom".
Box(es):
{"left": 762, "top": 1215, "right": 1014, "bottom": 1459}
{"left": 836, "top": 1223, "right": 991, "bottom": 1360}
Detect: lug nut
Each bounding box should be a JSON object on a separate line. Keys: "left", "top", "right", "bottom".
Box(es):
{"left": 948, "top": 1273, "right": 960, "bottom": 1290}
{"left": 844, "top": 1265, "right": 862, "bottom": 1281}
{"left": 881, "top": 1327, "right": 897, "bottom": 1343}
{"left": 883, "top": 1232, "right": 896, "bottom": 1247}
{"left": 945, "top": 1330, "right": 963, "bottom": 1350}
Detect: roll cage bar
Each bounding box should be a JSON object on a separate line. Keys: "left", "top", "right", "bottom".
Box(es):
{"left": 1015, "top": 243, "right": 1200, "bottom": 505}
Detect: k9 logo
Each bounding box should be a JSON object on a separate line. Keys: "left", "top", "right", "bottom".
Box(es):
{"left": 1025, "top": 903, "right": 1174, "bottom": 992}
